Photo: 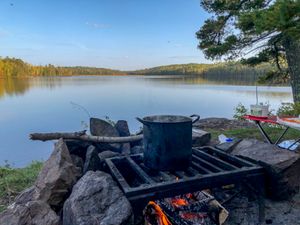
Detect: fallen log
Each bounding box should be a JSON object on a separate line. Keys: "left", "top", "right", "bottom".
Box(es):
{"left": 29, "top": 130, "right": 143, "bottom": 143}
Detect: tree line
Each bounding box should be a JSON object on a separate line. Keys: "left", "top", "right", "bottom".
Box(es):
{"left": 0, "top": 57, "right": 125, "bottom": 77}
{"left": 0, "top": 57, "right": 272, "bottom": 84}
{"left": 129, "top": 62, "right": 271, "bottom": 84}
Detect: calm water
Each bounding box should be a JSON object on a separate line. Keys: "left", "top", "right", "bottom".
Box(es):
{"left": 0, "top": 75, "right": 292, "bottom": 167}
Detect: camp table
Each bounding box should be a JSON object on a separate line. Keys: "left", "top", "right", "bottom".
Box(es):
{"left": 243, "top": 115, "right": 300, "bottom": 150}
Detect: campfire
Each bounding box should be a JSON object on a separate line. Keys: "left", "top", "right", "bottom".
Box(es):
{"left": 144, "top": 191, "right": 228, "bottom": 225}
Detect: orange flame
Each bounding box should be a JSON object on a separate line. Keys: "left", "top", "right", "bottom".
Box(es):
{"left": 148, "top": 201, "right": 173, "bottom": 225}
{"left": 171, "top": 198, "right": 188, "bottom": 208}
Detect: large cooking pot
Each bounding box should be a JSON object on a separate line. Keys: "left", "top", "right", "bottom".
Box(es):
{"left": 136, "top": 115, "right": 200, "bottom": 171}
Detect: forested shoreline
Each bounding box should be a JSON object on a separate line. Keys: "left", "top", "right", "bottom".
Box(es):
{"left": 0, "top": 57, "right": 125, "bottom": 77}
{"left": 0, "top": 57, "right": 272, "bottom": 84}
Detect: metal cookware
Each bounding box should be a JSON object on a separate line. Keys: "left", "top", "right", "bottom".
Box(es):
{"left": 136, "top": 114, "right": 200, "bottom": 171}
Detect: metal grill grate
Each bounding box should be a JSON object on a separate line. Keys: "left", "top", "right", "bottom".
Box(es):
{"left": 105, "top": 146, "right": 264, "bottom": 205}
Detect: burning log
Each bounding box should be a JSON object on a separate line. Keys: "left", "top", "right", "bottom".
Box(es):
{"left": 144, "top": 191, "right": 228, "bottom": 225}
{"left": 29, "top": 130, "right": 143, "bottom": 143}
{"left": 144, "top": 201, "right": 172, "bottom": 225}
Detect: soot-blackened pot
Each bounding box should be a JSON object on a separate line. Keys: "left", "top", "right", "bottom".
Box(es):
{"left": 136, "top": 115, "right": 200, "bottom": 171}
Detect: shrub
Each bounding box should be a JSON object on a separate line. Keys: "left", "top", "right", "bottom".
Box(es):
{"left": 233, "top": 103, "right": 248, "bottom": 120}
{"left": 277, "top": 102, "right": 300, "bottom": 117}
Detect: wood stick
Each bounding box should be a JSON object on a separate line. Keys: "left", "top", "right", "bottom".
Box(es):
{"left": 29, "top": 130, "right": 143, "bottom": 143}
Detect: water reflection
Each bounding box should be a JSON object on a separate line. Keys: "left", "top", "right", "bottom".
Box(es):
{"left": 0, "top": 75, "right": 292, "bottom": 99}
{"left": 0, "top": 77, "right": 31, "bottom": 98}
{"left": 0, "top": 75, "right": 293, "bottom": 167}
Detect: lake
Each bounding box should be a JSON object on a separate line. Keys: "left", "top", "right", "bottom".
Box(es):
{"left": 0, "top": 75, "right": 292, "bottom": 167}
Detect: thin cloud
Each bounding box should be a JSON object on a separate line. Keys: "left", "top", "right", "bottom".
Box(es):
{"left": 85, "top": 22, "right": 111, "bottom": 29}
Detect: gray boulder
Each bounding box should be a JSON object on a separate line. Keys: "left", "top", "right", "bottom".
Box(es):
{"left": 34, "top": 139, "right": 81, "bottom": 210}
{"left": 90, "top": 118, "right": 121, "bottom": 152}
{"left": 83, "top": 145, "right": 101, "bottom": 174}
{"left": 192, "top": 129, "right": 211, "bottom": 147}
{"left": 194, "top": 117, "right": 255, "bottom": 130}
{"left": 0, "top": 200, "right": 59, "bottom": 225}
{"left": 232, "top": 139, "right": 300, "bottom": 200}
{"left": 215, "top": 138, "right": 242, "bottom": 153}
{"left": 115, "top": 120, "right": 130, "bottom": 137}
{"left": 90, "top": 117, "right": 119, "bottom": 137}
{"left": 14, "top": 186, "right": 35, "bottom": 205}
{"left": 71, "top": 154, "right": 84, "bottom": 171}
{"left": 115, "top": 120, "right": 131, "bottom": 154}
{"left": 63, "top": 171, "right": 133, "bottom": 225}
{"left": 121, "top": 143, "right": 131, "bottom": 155}
{"left": 65, "top": 140, "right": 90, "bottom": 159}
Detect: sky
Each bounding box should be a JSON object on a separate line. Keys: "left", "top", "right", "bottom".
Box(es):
{"left": 0, "top": 0, "right": 211, "bottom": 70}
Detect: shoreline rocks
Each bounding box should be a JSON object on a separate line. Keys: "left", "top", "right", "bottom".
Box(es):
{"left": 232, "top": 139, "right": 300, "bottom": 200}
{"left": 34, "top": 139, "right": 81, "bottom": 210}
{"left": 0, "top": 200, "right": 60, "bottom": 225}
{"left": 3, "top": 117, "right": 300, "bottom": 224}
{"left": 63, "top": 171, "right": 133, "bottom": 225}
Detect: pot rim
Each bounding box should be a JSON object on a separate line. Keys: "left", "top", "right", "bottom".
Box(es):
{"left": 142, "top": 115, "right": 193, "bottom": 124}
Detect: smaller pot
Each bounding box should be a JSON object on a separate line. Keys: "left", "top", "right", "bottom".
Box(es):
{"left": 136, "top": 114, "right": 200, "bottom": 171}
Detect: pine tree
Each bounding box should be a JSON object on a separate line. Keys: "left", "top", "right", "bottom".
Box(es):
{"left": 197, "top": 0, "right": 300, "bottom": 102}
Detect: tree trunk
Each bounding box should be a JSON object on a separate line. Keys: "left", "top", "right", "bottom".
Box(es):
{"left": 284, "top": 37, "right": 300, "bottom": 103}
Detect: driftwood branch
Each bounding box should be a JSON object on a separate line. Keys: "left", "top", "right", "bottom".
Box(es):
{"left": 29, "top": 130, "right": 143, "bottom": 143}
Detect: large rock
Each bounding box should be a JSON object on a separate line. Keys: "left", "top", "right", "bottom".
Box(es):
{"left": 90, "top": 117, "right": 119, "bottom": 137}
{"left": 63, "top": 171, "right": 133, "bottom": 225}
{"left": 215, "top": 139, "right": 242, "bottom": 153}
{"left": 0, "top": 200, "right": 59, "bottom": 225}
{"left": 194, "top": 117, "right": 255, "bottom": 130}
{"left": 14, "top": 186, "right": 35, "bottom": 205}
{"left": 115, "top": 120, "right": 130, "bottom": 137}
{"left": 192, "top": 129, "right": 211, "bottom": 146}
{"left": 65, "top": 140, "right": 91, "bottom": 159}
{"left": 83, "top": 145, "right": 101, "bottom": 174}
{"left": 71, "top": 154, "right": 84, "bottom": 172}
{"left": 34, "top": 139, "right": 81, "bottom": 210}
{"left": 120, "top": 143, "right": 130, "bottom": 155}
{"left": 90, "top": 118, "right": 121, "bottom": 152}
{"left": 232, "top": 139, "right": 300, "bottom": 200}
{"left": 115, "top": 121, "right": 131, "bottom": 154}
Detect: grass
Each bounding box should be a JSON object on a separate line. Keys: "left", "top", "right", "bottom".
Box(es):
{"left": 208, "top": 124, "right": 300, "bottom": 143}
{"left": 0, "top": 161, "right": 43, "bottom": 212}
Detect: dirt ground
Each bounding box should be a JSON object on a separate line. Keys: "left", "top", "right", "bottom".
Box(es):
{"left": 222, "top": 190, "right": 300, "bottom": 225}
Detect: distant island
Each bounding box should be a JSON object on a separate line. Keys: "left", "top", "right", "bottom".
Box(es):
{"left": 0, "top": 57, "right": 272, "bottom": 84}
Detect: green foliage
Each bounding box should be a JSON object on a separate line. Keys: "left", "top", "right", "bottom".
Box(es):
{"left": 208, "top": 125, "right": 300, "bottom": 143}
{"left": 0, "top": 57, "right": 125, "bottom": 77}
{"left": 197, "top": 0, "right": 300, "bottom": 59}
{"left": 233, "top": 103, "right": 248, "bottom": 120}
{"left": 0, "top": 161, "right": 43, "bottom": 212}
{"left": 130, "top": 62, "right": 270, "bottom": 84}
{"left": 129, "top": 63, "right": 212, "bottom": 75}
{"left": 0, "top": 58, "right": 272, "bottom": 86}
{"left": 277, "top": 102, "right": 300, "bottom": 116}
{"left": 197, "top": 0, "right": 300, "bottom": 90}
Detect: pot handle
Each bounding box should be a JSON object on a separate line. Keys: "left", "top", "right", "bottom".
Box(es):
{"left": 190, "top": 114, "right": 200, "bottom": 124}
{"left": 136, "top": 117, "right": 150, "bottom": 126}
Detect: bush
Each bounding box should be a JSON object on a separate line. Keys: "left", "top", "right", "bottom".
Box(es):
{"left": 233, "top": 103, "right": 248, "bottom": 120}
{"left": 277, "top": 102, "right": 300, "bottom": 117}
{"left": 0, "top": 161, "right": 43, "bottom": 212}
